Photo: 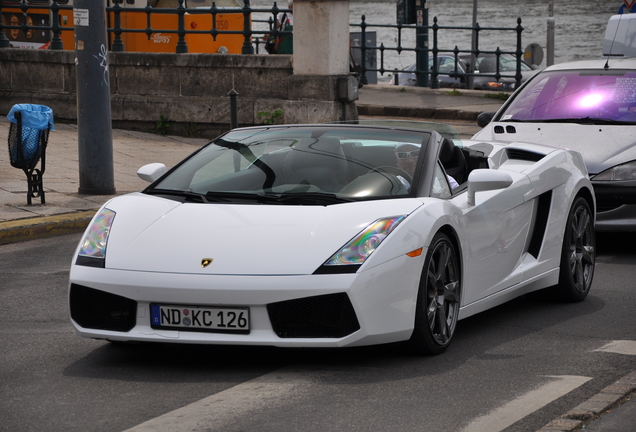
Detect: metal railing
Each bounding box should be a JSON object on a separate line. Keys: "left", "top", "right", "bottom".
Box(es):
{"left": 0, "top": 0, "right": 290, "bottom": 53}
{"left": 350, "top": 15, "right": 525, "bottom": 89}
{"left": 0, "top": 0, "right": 70, "bottom": 49}
{"left": 0, "top": 1, "right": 525, "bottom": 89}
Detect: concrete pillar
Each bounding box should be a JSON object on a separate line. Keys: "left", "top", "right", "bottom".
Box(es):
{"left": 293, "top": 0, "right": 350, "bottom": 76}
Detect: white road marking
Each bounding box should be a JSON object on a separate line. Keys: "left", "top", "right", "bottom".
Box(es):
{"left": 123, "top": 367, "right": 310, "bottom": 432}
{"left": 594, "top": 340, "right": 636, "bottom": 356}
{"left": 459, "top": 375, "right": 592, "bottom": 432}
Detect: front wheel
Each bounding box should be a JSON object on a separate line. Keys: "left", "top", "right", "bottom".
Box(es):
{"left": 408, "top": 232, "right": 461, "bottom": 355}
{"left": 556, "top": 196, "right": 596, "bottom": 302}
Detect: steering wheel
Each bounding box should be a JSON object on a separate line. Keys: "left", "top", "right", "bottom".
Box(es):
{"left": 368, "top": 166, "right": 413, "bottom": 185}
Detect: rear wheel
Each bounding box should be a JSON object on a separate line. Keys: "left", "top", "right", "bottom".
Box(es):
{"left": 556, "top": 196, "right": 595, "bottom": 302}
{"left": 408, "top": 232, "right": 461, "bottom": 355}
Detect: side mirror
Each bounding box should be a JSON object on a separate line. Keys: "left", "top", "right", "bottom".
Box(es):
{"left": 137, "top": 163, "right": 166, "bottom": 183}
{"left": 477, "top": 111, "right": 495, "bottom": 128}
{"left": 467, "top": 169, "right": 513, "bottom": 206}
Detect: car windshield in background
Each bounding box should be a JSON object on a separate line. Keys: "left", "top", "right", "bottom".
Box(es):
{"left": 459, "top": 54, "right": 534, "bottom": 73}
{"left": 499, "top": 69, "right": 636, "bottom": 123}
{"left": 332, "top": 120, "right": 463, "bottom": 146}
{"left": 150, "top": 126, "right": 431, "bottom": 204}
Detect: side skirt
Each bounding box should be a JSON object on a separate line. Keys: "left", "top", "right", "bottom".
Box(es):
{"left": 458, "top": 268, "right": 559, "bottom": 320}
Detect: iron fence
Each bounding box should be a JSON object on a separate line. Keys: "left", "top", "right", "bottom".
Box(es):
{"left": 350, "top": 15, "right": 525, "bottom": 89}
{"left": 0, "top": 0, "right": 525, "bottom": 89}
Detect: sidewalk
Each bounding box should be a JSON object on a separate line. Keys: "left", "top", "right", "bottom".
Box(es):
{"left": 0, "top": 85, "right": 634, "bottom": 431}
{"left": 0, "top": 117, "right": 207, "bottom": 243}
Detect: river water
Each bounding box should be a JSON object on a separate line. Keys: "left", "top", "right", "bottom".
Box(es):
{"left": 253, "top": 0, "right": 624, "bottom": 82}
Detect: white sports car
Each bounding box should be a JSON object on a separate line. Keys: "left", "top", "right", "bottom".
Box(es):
{"left": 69, "top": 122, "right": 596, "bottom": 355}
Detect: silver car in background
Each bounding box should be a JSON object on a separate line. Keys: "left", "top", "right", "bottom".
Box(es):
{"left": 390, "top": 53, "right": 539, "bottom": 91}
{"left": 474, "top": 14, "right": 636, "bottom": 231}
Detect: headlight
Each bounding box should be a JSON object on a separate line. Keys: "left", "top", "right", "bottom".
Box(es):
{"left": 75, "top": 208, "right": 116, "bottom": 268}
{"left": 313, "top": 216, "right": 406, "bottom": 274}
{"left": 592, "top": 161, "right": 636, "bottom": 181}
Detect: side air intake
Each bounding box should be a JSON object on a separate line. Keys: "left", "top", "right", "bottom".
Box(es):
{"left": 507, "top": 148, "right": 545, "bottom": 162}
{"left": 527, "top": 190, "right": 553, "bottom": 258}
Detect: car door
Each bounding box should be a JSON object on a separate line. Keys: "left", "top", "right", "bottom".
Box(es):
{"left": 435, "top": 56, "right": 464, "bottom": 87}
{"left": 451, "top": 171, "right": 535, "bottom": 305}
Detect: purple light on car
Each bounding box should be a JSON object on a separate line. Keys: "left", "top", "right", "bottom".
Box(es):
{"left": 578, "top": 93, "right": 605, "bottom": 108}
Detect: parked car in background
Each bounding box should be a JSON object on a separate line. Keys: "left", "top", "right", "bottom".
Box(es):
{"left": 474, "top": 14, "right": 636, "bottom": 231}
{"left": 69, "top": 122, "right": 595, "bottom": 356}
{"left": 390, "top": 53, "right": 539, "bottom": 91}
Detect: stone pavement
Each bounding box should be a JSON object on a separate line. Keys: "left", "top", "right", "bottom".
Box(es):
{"left": 0, "top": 85, "right": 634, "bottom": 432}
{"left": 0, "top": 116, "right": 208, "bottom": 243}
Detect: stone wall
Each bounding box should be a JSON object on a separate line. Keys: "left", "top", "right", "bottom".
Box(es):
{"left": 0, "top": 49, "right": 358, "bottom": 138}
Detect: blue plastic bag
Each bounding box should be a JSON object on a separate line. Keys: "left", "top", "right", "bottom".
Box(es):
{"left": 7, "top": 104, "right": 54, "bottom": 169}
{"left": 7, "top": 104, "right": 56, "bottom": 131}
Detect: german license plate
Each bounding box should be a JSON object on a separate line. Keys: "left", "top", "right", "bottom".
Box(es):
{"left": 150, "top": 304, "right": 250, "bottom": 334}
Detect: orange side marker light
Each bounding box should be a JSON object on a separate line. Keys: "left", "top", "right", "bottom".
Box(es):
{"left": 406, "top": 248, "right": 423, "bottom": 257}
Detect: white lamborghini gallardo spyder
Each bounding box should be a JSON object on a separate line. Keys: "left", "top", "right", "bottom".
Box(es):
{"left": 69, "top": 122, "right": 596, "bottom": 355}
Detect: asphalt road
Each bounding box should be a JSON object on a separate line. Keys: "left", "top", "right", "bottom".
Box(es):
{"left": 1, "top": 232, "right": 634, "bottom": 432}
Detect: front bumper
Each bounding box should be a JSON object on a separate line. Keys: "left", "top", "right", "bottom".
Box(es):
{"left": 592, "top": 181, "right": 636, "bottom": 231}
{"left": 68, "top": 255, "right": 422, "bottom": 347}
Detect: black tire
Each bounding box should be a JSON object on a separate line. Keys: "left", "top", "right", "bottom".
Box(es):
{"left": 408, "top": 232, "right": 461, "bottom": 355}
{"left": 556, "top": 196, "right": 596, "bottom": 302}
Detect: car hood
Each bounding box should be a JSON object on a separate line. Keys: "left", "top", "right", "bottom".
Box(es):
{"left": 472, "top": 122, "right": 636, "bottom": 174}
{"left": 99, "top": 193, "right": 424, "bottom": 275}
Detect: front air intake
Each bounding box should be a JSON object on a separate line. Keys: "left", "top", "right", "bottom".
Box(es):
{"left": 70, "top": 284, "right": 137, "bottom": 332}
{"left": 267, "top": 293, "right": 360, "bottom": 338}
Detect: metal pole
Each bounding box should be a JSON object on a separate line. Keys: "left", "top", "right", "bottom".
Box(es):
{"left": 228, "top": 89, "right": 238, "bottom": 129}
{"left": 415, "top": 0, "right": 429, "bottom": 87}
{"left": 547, "top": 0, "right": 555, "bottom": 66}
{"left": 0, "top": 1, "right": 9, "bottom": 48}
{"left": 74, "top": 0, "right": 116, "bottom": 195}
{"left": 467, "top": 0, "right": 477, "bottom": 90}
{"left": 241, "top": 0, "right": 254, "bottom": 54}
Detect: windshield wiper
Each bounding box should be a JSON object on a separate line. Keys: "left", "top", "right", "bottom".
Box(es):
{"left": 205, "top": 191, "right": 270, "bottom": 203}
{"left": 538, "top": 117, "right": 627, "bottom": 125}
{"left": 149, "top": 189, "right": 351, "bottom": 205}
{"left": 501, "top": 117, "right": 635, "bottom": 125}
{"left": 273, "top": 192, "right": 352, "bottom": 205}
{"left": 146, "top": 189, "right": 211, "bottom": 203}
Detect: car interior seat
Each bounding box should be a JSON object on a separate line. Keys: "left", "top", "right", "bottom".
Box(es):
{"left": 439, "top": 138, "right": 468, "bottom": 185}
{"left": 282, "top": 137, "right": 348, "bottom": 192}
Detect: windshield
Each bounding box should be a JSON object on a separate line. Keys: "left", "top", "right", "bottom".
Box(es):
{"left": 459, "top": 54, "right": 532, "bottom": 72}
{"left": 150, "top": 126, "right": 431, "bottom": 204}
{"left": 499, "top": 69, "right": 636, "bottom": 123}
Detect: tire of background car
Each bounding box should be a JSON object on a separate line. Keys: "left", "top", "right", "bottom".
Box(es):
{"left": 555, "top": 196, "right": 596, "bottom": 302}
{"left": 408, "top": 232, "right": 461, "bottom": 355}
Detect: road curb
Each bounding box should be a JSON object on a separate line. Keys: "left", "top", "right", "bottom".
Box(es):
{"left": 536, "top": 371, "right": 636, "bottom": 432}
{"left": 0, "top": 210, "right": 96, "bottom": 245}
